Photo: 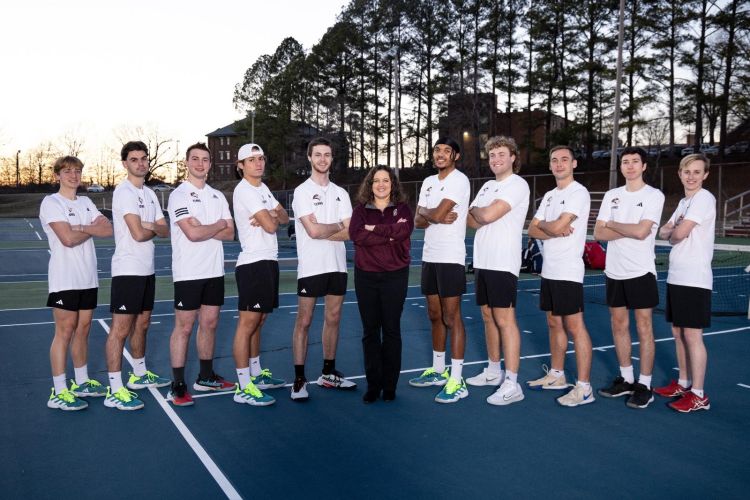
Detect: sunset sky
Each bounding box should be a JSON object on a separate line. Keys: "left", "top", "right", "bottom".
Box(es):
{"left": 0, "top": 0, "right": 346, "bottom": 162}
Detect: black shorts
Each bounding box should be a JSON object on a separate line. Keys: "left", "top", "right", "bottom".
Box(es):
{"left": 475, "top": 269, "right": 518, "bottom": 308}
{"left": 110, "top": 275, "right": 156, "bottom": 314}
{"left": 236, "top": 261, "right": 279, "bottom": 313}
{"left": 421, "top": 262, "right": 466, "bottom": 298}
{"left": 665, "top": 284, "right": 712, "bottom": 329}
{"left": 539, "top": 278, "right": 584, "bottom": 316}
{"left": 47, "top": 288, "right": 97, "bottom": 311}
{"left": 174, "top": 276, "right": 225, "bottom": 310}
{"left": 297, "top": 272, "right": 348, "bottom": 297}
{"left": 606, "top": 273, "right": 659, "bottom": 309}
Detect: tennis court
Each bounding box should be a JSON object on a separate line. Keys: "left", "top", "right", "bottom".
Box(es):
{"left": 1, "top": 216, "right": 748, "bottom": 499}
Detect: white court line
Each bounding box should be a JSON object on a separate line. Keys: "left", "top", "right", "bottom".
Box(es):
{"left": 191, "top": 325, "right": 750, "bottom": 400}
{"left": 34, "top": 231, "right": 42, "bottom": 241}
{"left": 738, "top": 384, "right": 750, "bottom": 389}
{"left": 96, "top": 319, "right": 242, "bottom": 500}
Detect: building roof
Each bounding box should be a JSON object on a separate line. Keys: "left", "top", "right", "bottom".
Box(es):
{"left": 206, "top": 123, "right": 241, "bottom": 137}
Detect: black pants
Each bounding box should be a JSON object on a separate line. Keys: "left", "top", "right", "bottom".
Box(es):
{"left": 354, "top": 266, "right": 409, "bottom": 392}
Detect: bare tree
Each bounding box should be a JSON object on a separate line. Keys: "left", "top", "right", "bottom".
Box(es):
{"left": 113, "top": 124, "right": 177, "bottom": 183}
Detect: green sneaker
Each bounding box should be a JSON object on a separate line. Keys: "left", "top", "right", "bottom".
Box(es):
{"left": 434, "top": 377, "right": 469, "bottom": 403}
{"left": 233, "top": 382, "right": 276, "bottom": 406}
{"left": 127, "top": 370, "right": 171, "bottom": 389}
{"left": 251, "top": 369, "right": 286, "bottom": 389}
{"left": 103, "top": 387, "right": 144, "bottom": 411}
{"left": 408, "top": 368, "right": 449, "bottom": 387}
{"left": 70, "top": 378, "right": 107, "bottom": 397}
{"left": 47, "top": 388, "right": 88, "bottom": 411}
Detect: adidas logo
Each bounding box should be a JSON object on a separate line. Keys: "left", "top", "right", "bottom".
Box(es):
{"left": 177, "top": 301, "right": 183, "bottom": 307}
{"left": 56, "top": 299, "right": 63, "bottom": 305}
{"left": 253, "top": 303, "right": 261, "bottom": 309}
{"left": 636, "top": 202, "right": 643, "bottom": 207}
{"left": 560, "top": 200, "right": 565, "bottom": 204}
{"left": 300, "top": 288, "right": 307, "bottom": 294}
{"left": 118, "top": 305, "right": 127, "bottom": 311}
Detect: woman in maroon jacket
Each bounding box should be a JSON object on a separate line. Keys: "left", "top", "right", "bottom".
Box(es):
{"left": 350, "top": 166, "right": 414, "bottom": 403}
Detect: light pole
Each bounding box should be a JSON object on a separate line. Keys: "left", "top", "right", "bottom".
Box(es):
{"left": 15, "top": 150, "right": 20, "bottom": 188}
{"left": 251, "top": 110, "right": 256, "bottom": 143}
{"left": 382, "top": 46, "right": 400, "bottom": 178}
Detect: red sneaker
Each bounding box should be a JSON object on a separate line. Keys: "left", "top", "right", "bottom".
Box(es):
{"left": 654, "top": 380, "right": 690, "bottom": 398}
{"left": 168, "top": 383, "right": 194, "bottom": 406}
{"left": 193, "top": 373, "right": 235, "bottom": 392}
{"left": 668, "top": 391, "right": 710, "bottom": 413}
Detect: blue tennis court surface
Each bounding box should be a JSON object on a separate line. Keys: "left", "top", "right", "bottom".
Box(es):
{"left": 1, "top": 217, "right": 749, "bottom": 499}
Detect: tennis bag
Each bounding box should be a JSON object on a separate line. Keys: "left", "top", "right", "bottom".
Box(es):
{"left": 583, "top": 241, "right": 606, "bottom": 269}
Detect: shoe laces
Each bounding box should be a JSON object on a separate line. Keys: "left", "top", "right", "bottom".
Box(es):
{"left": 114, "top": 387, "right": 137, "bottom": 402}
{"left": 244, "top": 382, "right": 263, "bottom": 398}
{"left": 445, "top": 378, "right": 461, "bottom": 395}
{"left": 57, "top": 388, "right": 76, "bottom": 403}
{"left": 420, "top": 368, "right": 437, "bottom": 377}
{"left": 86, "top": 379, "right": 103, "bottom": 387}
{"left": 144, "top": 371, "right": 160, "bottom": 382}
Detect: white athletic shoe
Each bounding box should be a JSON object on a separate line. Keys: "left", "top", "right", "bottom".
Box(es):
{"left": 466, "top": 368, "right": 504, "bottom": 387}
{"left": 557, "top": 384, "right": 596, "bottom": 407}
{"left": 487, "top": 379, "right": 524, "bottom": 406}
{"left": 291, "top": 378, "right": 309, "bottom": 401}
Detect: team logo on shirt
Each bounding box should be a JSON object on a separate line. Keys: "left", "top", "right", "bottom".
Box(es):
{"left": 138, "top": 196, "right": 144, "bottom": 208}
{"left": 611, "top": 198, "right": 619, "bottom": 205}
{"left": 545, "top": 198, "right": 551, "bottom": 207}
{"left": 425, "top": 186, "right": 432, "bottom": 198}
{"left": 393, "top": 208, "right": 398, "bottom": 216}
{"left": 312, "top": 194, "right": 323, "bottom": 206}
{"left": 190, "top": 192, "right": 201, "bottom": 202}
{"left": 67, "top": 207, "right": 75, "bottom": 217}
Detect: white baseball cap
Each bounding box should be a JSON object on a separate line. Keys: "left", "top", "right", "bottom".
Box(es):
{"left": 237, "top": 143, "right": 265, "bottom": 161}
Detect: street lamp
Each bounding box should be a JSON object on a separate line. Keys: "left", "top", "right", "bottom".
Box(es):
{"left": 15, "top": 150, "right": 20, "bottom": 188}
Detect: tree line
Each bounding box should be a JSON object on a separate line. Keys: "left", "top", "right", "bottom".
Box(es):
{"left": 233, "top": 0, "right": 749, "bottom": 174}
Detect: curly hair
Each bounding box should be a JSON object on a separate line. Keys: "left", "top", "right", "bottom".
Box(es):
{"left": 356, "top": 165, "right": 406, "bottom": 205}
{"left": 485, "top": 135, "right": 521, "bottom": 173}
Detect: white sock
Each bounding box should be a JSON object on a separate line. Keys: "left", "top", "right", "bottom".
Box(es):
{"left": 691, "top": 388, "right": 704, "bottom": 398}
{"left": 249, "top": 357, "right": 262, "bottom": 377}
{"left": 619, "top": 365, "right": 635, "bottom": 384}
{"left": 132, "top": 357, "right": 147, "bottom": 377}
{"left": 451, "top": 359, "right": 464, "bottom": 381}
{"left": 679, "top": 378, "right": 691, "bottom": 388}
{"left": 53, "top": 374, "right": 67, "bottom": 394}
{"left": 108, "top": 371, "right": 123, "bottom": 393}
{"left": 550, "top": 368, "right": 564, "bottom": 378}
{"left": 74, "top": 365, "right": 89, "bottom": 385}
{"left": 433, "top": 351, "right": 446, "bottom": 373}
{"left": 488, "top": 361, "right": 502, "bottom": 375}
{"left": 237, "top": 368, "right": 251, "bottom": 388}
{"left": 577, "top": 380, "right": 591, "bottom": 390}
{"left": 638, "top": 374, "right": 652, "bottom": 389}
{"left": 506, "top": 370, "right": 518, "bottom": 383}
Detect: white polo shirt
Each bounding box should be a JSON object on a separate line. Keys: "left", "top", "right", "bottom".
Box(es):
{"left": 39, "top": 194, "right": 102, "bottom": 293}
{"left": 168, "top": 181, "right": 232, "bottom": 282}
{"left": 534, "top": 181, "right": 590, "bottom": 283}
{"left": 111, "top": 179, "right": 164, "bottom": 276}
{"left": 597, "top": 184, "right": 664, "bottom": 280}
{"left": 470, "top": 174, "right": 530, "bottom": 275}
{"left": 666, "top": 188, "right": 715, "bottom": 290}
{"left": 234, "top": 179, "right": 280, "bottom": 266}
{"left": 418, "top": 168, "right": 470, "bottom": 265}
{"left": 292, "top": 178, "right": 352, "bottom": 279}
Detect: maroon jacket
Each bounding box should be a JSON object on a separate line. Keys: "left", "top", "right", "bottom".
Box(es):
{"left": 349, "top": 201, "right": 413, "bottom": 272}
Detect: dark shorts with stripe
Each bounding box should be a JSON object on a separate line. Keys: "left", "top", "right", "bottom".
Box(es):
{"left": 606, "top": 273, "right": 659, "bottom": 309}
{"left": 475, "top": 269, "right": 518, "bottom": 308}
{"left": 665, "top": 283, "right": 711, "bottom": 329}
{"left": 236, "top": 261, "right": 279, "bottom": 313}
{"left": 421, "top": 262, "right": 466, "bottom": 298}
{"left": 47, "top": 288, "right": 98, "bottom": 311}
{"left": 174, "top": 276, "right": 225, "bottom": 311}
{"left": 297, "top": 272, "right": 348, "bottom": 297}
{"left": 539, "top": 278, "right": 584, "bottom": 316}
{"left": 110, "top": 274, "right": 156, "bottom": 314}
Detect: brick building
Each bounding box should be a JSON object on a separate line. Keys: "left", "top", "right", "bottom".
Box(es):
{"left": 438, "top": 93, "right": 574, "bottom": 175}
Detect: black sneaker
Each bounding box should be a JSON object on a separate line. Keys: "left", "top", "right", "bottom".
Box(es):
{"left": 597, "top": 376, "right": 634, "bottom": 398}
{"left": 626, "top": 383, "right": 654, "bottom": 409}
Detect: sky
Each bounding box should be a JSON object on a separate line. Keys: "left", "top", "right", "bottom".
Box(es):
{"left": 0, "top": 0, "right": 347, "bottom": 162}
